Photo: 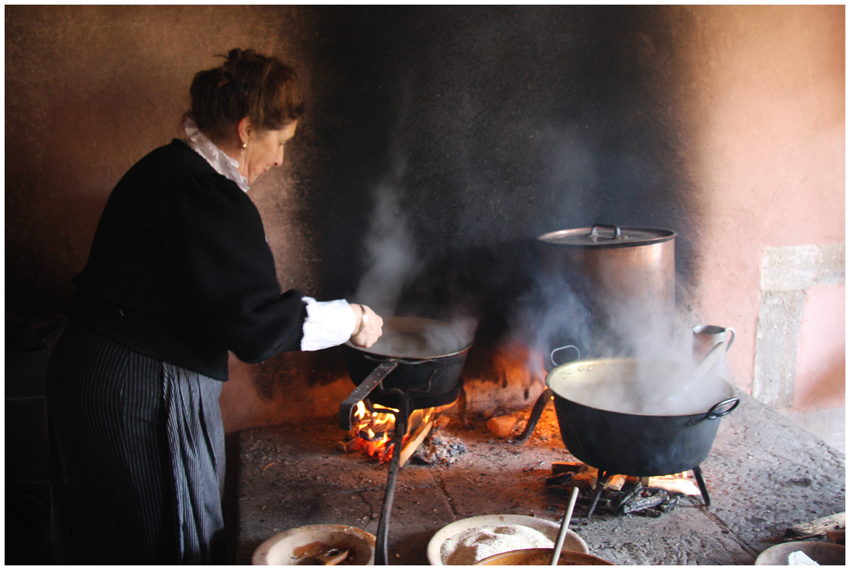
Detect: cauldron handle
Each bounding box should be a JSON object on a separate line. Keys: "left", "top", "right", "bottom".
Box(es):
{"left": 688, "top": 397, "right": 740, "bottom": 425}
{"left": 706, "top": 397, "right": 740, "bottom": 419}
{"left": 549, "top": 345, "right": 580, "bottom": 369}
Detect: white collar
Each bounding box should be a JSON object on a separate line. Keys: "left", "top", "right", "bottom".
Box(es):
{"left": 183, "top": 118, "right": 250, "bottom": 193}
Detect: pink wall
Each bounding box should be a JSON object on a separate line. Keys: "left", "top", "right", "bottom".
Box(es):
{"left": 676, "top": 6, "right": 844, "bottom": 410}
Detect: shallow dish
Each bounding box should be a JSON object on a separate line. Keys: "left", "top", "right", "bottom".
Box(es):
{"left": 427, "top": 514, "right": 588, "bottom": 566}
{"left": 252, "top": 524, "right": 375, "bottom": 565}
{"left": 754, "top": 541, "right": 845, "bottom": 565}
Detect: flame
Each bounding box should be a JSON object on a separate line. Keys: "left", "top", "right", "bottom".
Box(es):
{"left": 350, "top": 401, "right": 399, "bottom": 461}
{"left": 346, "top": 402, "right": 443, "bottom": 462}
{"left": 645, "top": 471, "right": 701, "bottom": 496}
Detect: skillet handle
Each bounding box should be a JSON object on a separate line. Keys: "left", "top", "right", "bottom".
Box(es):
{"left": 689, "top": 397, "right": 740, "bottom": 425}
{"left": 339, "top": 361, "right": 400, "bottom": 430}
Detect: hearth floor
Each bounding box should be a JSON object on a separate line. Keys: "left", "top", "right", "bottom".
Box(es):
{"left": 235, "top": 389, "right": 845, "bottom": 565}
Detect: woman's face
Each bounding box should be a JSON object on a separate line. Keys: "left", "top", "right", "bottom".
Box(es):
{"left": 240, "top": 121, "right": 298, "bottom": 185}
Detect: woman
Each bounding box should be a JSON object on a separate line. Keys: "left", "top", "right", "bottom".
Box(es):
{"left": 45, "top": 48, "right": 383, "bottom": 564}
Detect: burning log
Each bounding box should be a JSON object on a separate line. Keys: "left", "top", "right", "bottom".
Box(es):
{"left": 605, "top": 474, "right": 627, "bottom": 492}
{"left": 645, "top": 474, "right": 701, "bottom": 496}
{"left": 546, "top": 463, "right": 598, "bottom": 491}
{"left": 398, "top": 416, "right": 434, "bottom": 467}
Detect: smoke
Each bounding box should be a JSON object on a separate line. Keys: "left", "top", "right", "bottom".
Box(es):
{"left": 506, "top": 279, "right": 594, "bottom": 376}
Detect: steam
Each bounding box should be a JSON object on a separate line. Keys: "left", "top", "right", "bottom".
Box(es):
{"left": 357, "top": 318, "right": 473, "bottom": 359}
{"left": 505, "top": 271, "right": 731, "bottom": 417}
{"left": 351, "top": 160, "right": 421, "bottom": 318}
{"left": 351, "top": 158, "right": 476, "bottom": 352}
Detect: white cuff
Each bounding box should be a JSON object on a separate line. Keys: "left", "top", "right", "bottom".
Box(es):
{"left": 300, "top": 297, "right": 356, "bottom": 351}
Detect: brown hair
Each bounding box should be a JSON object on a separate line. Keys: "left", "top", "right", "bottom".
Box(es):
{"left": 187, "top": 48, "right": 305, "bottom": 140}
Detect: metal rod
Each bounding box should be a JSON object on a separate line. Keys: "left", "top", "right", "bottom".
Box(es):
{"left": 374, "top": 394, "right": 409, "bottom": 565}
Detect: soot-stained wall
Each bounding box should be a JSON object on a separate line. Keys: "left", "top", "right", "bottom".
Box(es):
{"left": 298, "top": 6, "right": 697, "bottom": 322}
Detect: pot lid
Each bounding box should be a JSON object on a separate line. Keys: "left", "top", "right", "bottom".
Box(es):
{"left": 537, "top": 224, "right": 676, "bottom": 249}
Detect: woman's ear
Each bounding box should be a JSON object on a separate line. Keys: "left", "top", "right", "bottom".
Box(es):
{"left": 237, "top": 117, "right": 253, "bottom": 146}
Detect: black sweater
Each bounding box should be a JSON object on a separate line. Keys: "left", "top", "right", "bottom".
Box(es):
{"left": 69, "top": 139, "right": 307, "bottom": 380}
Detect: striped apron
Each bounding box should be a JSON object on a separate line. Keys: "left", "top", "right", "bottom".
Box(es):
{"left": 46, "top": 322, "right": 226, "bottom": 564}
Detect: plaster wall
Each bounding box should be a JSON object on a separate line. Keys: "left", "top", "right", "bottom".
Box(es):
{"left": 5, "top": 6, "right": 844, "bottom": 447}
{"left": 674, "top": 6, "right": 844, "bottom": 447}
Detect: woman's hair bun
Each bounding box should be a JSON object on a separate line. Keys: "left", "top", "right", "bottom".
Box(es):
{"left": 187, "top": 48, "right": 305, "bottom": 141}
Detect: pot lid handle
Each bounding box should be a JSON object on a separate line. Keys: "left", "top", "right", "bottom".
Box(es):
{"left": 588, "top": 224, "right": 624, "bottom": 240}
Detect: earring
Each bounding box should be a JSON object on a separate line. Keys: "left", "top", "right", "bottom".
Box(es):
{"left": 241, "top": 141, "right": 247, "bottom": 150}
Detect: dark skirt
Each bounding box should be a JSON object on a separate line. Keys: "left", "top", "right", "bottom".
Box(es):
{"left": 45, "top": 322, "right": 226, "bottom": 564}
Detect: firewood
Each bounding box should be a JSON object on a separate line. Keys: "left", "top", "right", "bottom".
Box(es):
{"left": 399, "top": 417, "right": 434, "bottom": 467}
{"left": 486, "top": 415, "right": 518, "bottom": 438}
{"left": 646, "top": 475, "right": 701, "bottom": 496}
{"left": 546, "top": 473, "right": 574, "bottom": 486}
{"left": 433, "top": 415, "right": 451, "bottom": 430}
{"left": 604, "top": 474, "right": 627, "bottom": 491}
{"left": 573, "top": 472, "right": 598, "bottom": 489}
{"left": 552, "top": 461, "right": 587, "bottom": 475}
{"left": 784, "top": 512, "right": 846, "bottom": 541}
{"left": 545, "top": 470, "right": 597, "bottom": 488}
{"left": 621, "top": 489, "right": 669, "bottom": 514}
{"left": 546, "top": 485, "right": 576, "bottom": 497}
{"left": 616, "top": 483, "right": 644, "bottom": 510}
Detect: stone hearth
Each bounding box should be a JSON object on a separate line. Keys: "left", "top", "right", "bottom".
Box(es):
{"left": 235, "top": 389, "right": 845, "bottom": 565}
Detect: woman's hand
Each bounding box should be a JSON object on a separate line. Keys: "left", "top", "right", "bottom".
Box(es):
{"left": 350, "top": 304, "right": 383, "bottom": 348}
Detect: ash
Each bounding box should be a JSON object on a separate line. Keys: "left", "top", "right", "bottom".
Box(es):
{"left": 411, "top": 432, "right": 468, "bottom": 466}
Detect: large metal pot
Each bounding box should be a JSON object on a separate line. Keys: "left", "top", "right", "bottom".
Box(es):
{"left": 536, "top": 224, "right": 677, "bottom": 354}
{"left": 545, "top": 356, "right": 739, "bottom": 478}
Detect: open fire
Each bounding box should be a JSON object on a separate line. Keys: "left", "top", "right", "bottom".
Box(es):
{"left": 339, "top": 401, "right": 451, "bottom": 465}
